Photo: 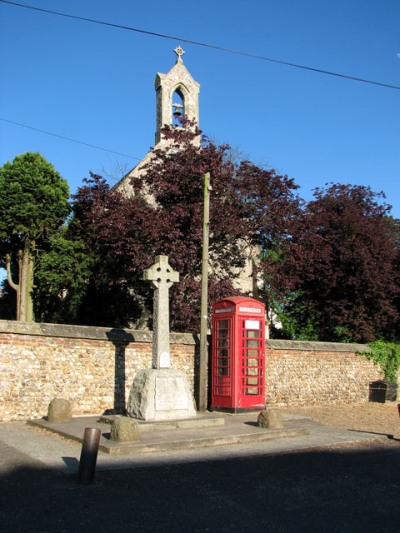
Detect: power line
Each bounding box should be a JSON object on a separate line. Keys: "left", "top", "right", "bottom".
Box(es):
{"left": 0, "top": 118, "right": 140, "bottom": 160}
{"left": 1, "top": 0, "right": 400, "bottom": 91}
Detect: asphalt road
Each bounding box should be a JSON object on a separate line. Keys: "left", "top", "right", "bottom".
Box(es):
{"left": 1, "top": 438, "right": 399, "bottom": 532}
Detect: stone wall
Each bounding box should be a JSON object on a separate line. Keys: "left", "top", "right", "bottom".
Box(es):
{"left": 0, "top": 321, "right": 197, "bottom": 422}
{"left": 265, "top": 340, "right": 383, "bottom": 406}
{"left": 0, "top": 321, "right": 386, "bottom": 421}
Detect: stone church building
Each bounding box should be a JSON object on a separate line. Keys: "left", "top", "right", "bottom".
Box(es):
{"left": 115, "top": 46, "right": 257, "bottom": 295}
{"left": 115, "top": 45, "right": 200, "bottom": 196}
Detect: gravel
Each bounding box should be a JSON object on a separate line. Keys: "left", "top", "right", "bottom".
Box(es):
{"left": 281, "top": 401, "right": 400, "bottom": 438}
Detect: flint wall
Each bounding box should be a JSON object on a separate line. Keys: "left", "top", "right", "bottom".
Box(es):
{"left": 0, "top": 321, "right": 384, "bottom": 421}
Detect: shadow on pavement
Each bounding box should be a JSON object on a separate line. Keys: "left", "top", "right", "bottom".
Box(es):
{"left": 1, "top": 440, "right": 400, "bottom": 532}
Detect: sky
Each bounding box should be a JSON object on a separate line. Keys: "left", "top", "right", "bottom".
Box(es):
{"left": 0, "top": 0, "right": 399, "bottom": 219}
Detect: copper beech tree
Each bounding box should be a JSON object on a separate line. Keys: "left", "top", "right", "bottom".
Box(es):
{"left": 30, "top": 125, "right": 399, "bottom": 341}
{"left": 69, "top": 126, "right": 301, "bottom": 331}
{"left": 271, "top": 183, "right": 400, "bottom": 342}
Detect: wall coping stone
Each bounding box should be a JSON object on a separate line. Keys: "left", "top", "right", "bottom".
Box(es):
{"left": 266, "top": 339, "right": 371, "bottom": 353}
{"left": 0, "top": 320, "right": 371, "bottom": 353}
{"left": 0, "top": 320, "right": 197, "bottom": 345}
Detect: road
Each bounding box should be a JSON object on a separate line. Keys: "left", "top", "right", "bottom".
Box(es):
{"left": 1, "top": 436, "right": 399, "bottom": 532}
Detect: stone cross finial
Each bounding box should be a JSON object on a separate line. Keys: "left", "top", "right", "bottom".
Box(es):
{"left": 174, "top": 45, "right": 185, "bottom": 62}
{"left": 143, "top": 255, "right": 179, "bottom": 369}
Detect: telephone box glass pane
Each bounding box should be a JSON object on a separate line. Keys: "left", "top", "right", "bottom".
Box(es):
{"left": 246, "top": 330, "right": 259, "bottom": 338}
{"left": 241, "top": 321, "right": 263, "bottom": 396}
{"left": 214, "top": 319, "right": 231, "bottom": 396}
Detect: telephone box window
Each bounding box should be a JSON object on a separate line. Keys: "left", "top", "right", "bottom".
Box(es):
{"left": 214, "top": 319, "right": 231, "bottom": 396}
{"left": 242, "top": 325, "right": 263, "bottom": 396}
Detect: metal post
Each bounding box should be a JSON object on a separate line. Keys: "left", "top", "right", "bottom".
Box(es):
{"left": 77, "top": 427, "right": 101, "bottom": 485}
{"left": 199, "top": 172, "right": 210, "bottom": 412}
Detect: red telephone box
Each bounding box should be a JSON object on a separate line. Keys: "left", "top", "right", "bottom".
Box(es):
{"left": 211, "top": 296, "right": 266, "bottom": 412}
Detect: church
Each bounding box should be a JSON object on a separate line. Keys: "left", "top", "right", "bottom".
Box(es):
{"left": 115, "top": 45, "right": 200, "bottom": 197}
{"left": 115, "top": 47, "right": 257, "bottom": 295}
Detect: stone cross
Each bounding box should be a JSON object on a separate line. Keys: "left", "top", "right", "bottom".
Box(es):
{"left": 143, "top": 255, "right": 179, "bottom": 369}
{"left": 174, "top": 45, "right": 185, "bottom": 62}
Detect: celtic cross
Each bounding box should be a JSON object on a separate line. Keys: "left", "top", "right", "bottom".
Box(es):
{"left": 143, "top": 255, "right": 180, "bottom": 369}
{"left": 174, "top": 45, "right": 185, "bottom": 62}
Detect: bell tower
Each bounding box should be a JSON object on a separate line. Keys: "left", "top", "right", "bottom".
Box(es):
{"left": 114, "top": 47, "right": 201, "bottom": 197}
{"left": 154, "top": 46, "right": 200, "bottom": 144}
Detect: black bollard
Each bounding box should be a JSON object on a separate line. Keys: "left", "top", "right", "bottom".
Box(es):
{"left": 77, "top": 427, "right": 101, "bottom": 485}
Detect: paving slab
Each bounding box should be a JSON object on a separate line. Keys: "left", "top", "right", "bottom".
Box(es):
{"left": 0, "top": 412, "right": 388, "bottom": 476}
{"left": 27, "top": 412, "right": 309, "bottom": 455}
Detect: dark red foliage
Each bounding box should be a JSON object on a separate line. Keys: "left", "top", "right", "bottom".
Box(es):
{"left": 68, "top": 133, "right": 399, "bottom": 341}
{"left": 69, "top": 128, "right": 300, "bottom": 331}
{"left": 276, "top": 183, "right": 400, "bottom": 342}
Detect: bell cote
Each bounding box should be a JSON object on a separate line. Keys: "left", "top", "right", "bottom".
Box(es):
{"left": 154, "top": 46, "right": 200, "bottom": 144}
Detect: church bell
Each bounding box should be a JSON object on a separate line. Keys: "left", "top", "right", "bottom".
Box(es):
{"left": 173, "top": 103, "right": 183, "bottom": 118}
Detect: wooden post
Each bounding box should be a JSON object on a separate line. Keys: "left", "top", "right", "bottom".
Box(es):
{"left": 199, "top": 172, "right": 210, "bottom": 412}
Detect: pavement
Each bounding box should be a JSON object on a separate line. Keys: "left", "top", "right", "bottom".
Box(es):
{"left": 0, "top": 411, "right": 389, "bottom": 475}
{"left": 1, "top": 412, "right": 400, "bottom": 532}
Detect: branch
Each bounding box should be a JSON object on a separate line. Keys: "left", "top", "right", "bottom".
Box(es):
{"left": 5, "top": 254, "right": 19, "bottom": 292}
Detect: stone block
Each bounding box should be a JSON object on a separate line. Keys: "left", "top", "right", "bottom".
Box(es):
{"left": 257, "top": 409, "right": 284, "bottom": 429}
{"left": 110, "top": 417, "right": 141, "bottom": 442}
{"left": 47, "top": 398, "right": 72, "bottom": 423}
{"left": 127, "top": 368, "right": 197, "bottom": 421}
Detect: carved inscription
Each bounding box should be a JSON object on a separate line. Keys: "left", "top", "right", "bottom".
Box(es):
{"left": 155, "top": 376, "right": 189, "bottom": 411}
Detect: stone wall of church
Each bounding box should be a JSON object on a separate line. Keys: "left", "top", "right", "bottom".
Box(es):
{"left": 0, "top": 321, "right": 386, "bottom": 421}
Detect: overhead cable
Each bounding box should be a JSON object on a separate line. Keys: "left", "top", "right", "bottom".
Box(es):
{"left": 0, "top": 118, "right": 140, "bottom": 159}
{"left": 1, "top": 0, "right": 399, "bottom": 91}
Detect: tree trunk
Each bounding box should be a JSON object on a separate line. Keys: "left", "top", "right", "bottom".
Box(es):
{"left": 6, "top": 254, "right": 20, "bottom": 320}
{"left": 18, "top": 239, "right": 34, "bottom": 322}
{"left": 6, "top": 240, "right": 35, "bottom": 322}
{"left": 25, "top": 247, "right": 34, "bottom": 322}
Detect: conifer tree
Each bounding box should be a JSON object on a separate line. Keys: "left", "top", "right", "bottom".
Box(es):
{"left": 0, "top": 152, "right": 70, "bottom": 321}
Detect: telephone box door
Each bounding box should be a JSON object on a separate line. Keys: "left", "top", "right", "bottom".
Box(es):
{"left": 211, "top": 297, "right": 265, "bottom": 412}
{"left": 211, "top": 316, "right": 233, "bottom": 409}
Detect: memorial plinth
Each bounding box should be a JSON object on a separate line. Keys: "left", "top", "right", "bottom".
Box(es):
{"left": 127, "top": 255, "right": 197, "bottom": 421}
{"left": 127, "top": 369, "right": 196, "bottom": 421}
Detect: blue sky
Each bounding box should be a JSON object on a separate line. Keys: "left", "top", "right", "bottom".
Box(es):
{"left": 1, "top": 0, "right": 399, "bottom": 221}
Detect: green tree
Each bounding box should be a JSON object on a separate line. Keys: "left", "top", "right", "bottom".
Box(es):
{"left": 33, "top": 228, "right": 93, "bottom": 323}
{"left": 0, "top": 152, "right": 70, "bottom": 321}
